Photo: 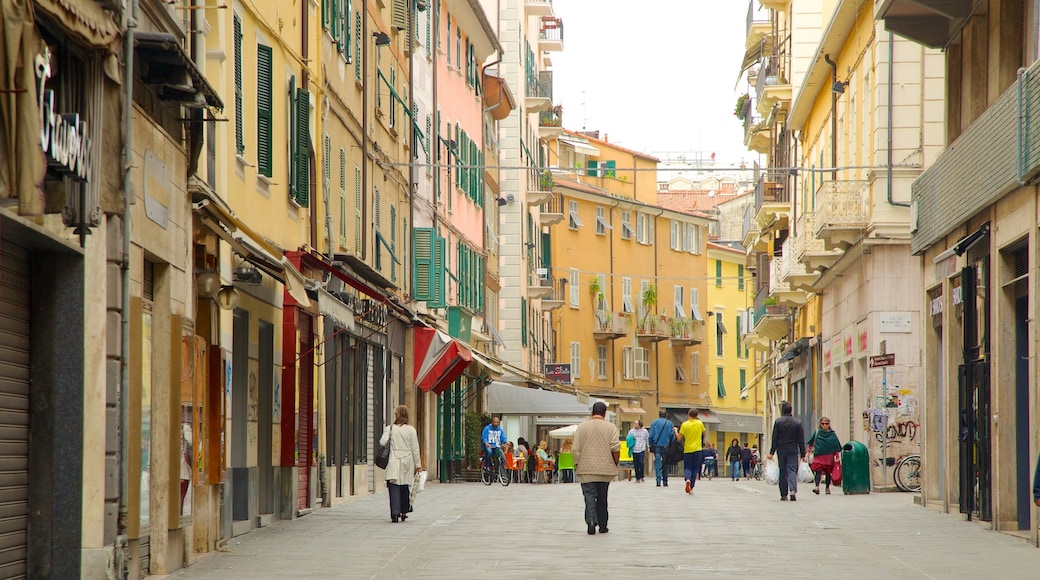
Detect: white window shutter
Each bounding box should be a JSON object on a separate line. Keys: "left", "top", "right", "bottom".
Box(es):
{"left": 569, "top": 268, "right": 579, "bottom": 307}
{"left": 622, "top": 277, "right": 633, "bottom": 313}
{"left": 673, "top": 285, "right": 685, "bottom": 318}
{"left": 691, "top": 288, "right": 702, "bottom": 320}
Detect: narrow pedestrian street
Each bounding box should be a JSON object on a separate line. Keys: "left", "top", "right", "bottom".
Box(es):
{"left": 170, "top": 478, "right": 1040, "bottom": 579}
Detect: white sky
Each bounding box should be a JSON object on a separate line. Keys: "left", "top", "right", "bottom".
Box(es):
{"left": 550, "top": 0, "right": 756, "bottom": 166}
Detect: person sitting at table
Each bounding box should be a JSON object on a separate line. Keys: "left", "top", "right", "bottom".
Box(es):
{"left": 536, "top": 440, "right": 555, "bottom": 481}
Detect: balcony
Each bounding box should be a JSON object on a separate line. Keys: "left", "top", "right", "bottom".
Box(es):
{"left": 753, "top": 170, "right": 791, "bottom": 231}
{"left": 755, "top": 40, "right": 791, "bottom": 115}
{"left": 752, "top": 295, "right": 789, "bottom": 341}
{"left": 537, "top": 274, "right": 565, "bottom": 311}
{"left": 636, "top": 314, "right": 671, "bottom": 343}
{"left": 669, "top": 317, "right": 705, "bottom": 347}
{"left": 794, "top": 212, "right": 841, "bottom": 273}
{"left": 539, "top": 192, "right": 564, "bottom": 226}
{"left": 746, "top": 0, "right": 771, "bottom": 50}
{"left": 878, "top": 0, "right": 972, "bottom": 50}
{"left": 815, "top": 180, "right": 869, "bottom": 250}
{"left": 525, "top": 0, "right": 554, "bottom": 17}
{"left": 775, "top": 251, "right": 811, "bottom": 305}
{"left": 593, "top": 311, "right": 629, "bottom": 340}
{"left": 538, "top": 105, "right": 564, "bottom": 141}
{"left": 527, "top": 167, "right": 553, "bottom": 206}
{"left": 539, "top": 17, "right": 564, "bottom": 52}
{"left": 741, "top": 203, "right": 768, "bottom": 253}
{"left": 528, "top": 275, "right": 554, "bottom": 299}
{"left": 759, "top": 0, "right": 788, "bottom": 9}
{"left": 525, "top": 70, "right": 553, "bottom": 113}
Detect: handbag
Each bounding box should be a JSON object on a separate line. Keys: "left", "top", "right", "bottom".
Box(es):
{"left": 375, "top": 426, "right": 392, "bottom": 470}
{"left": 830, "top": 457, "right": 843, "bottom": 485}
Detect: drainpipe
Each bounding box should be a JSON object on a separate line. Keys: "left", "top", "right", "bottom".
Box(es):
{"left": 887, "top": 33, "right": 911, "bottom": 207}
{"left": 408, "top": 2, "right": 415, "bottom": 297}
{"left": 304, "top": 0, "right": 318, "bottom": 246}
{"left": 117, "top": 0, "right": 137, "bottom": 574}
{"left": 431, "top": 0, "right": 439, "bottom": 232}
{"left": 361, "top": 0, "right": 369, "bottom": 260}
{"left": 823, "top": 54, "right": 839, "bottom": 180}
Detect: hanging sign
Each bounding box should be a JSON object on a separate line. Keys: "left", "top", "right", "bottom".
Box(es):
{"left": 35, "top": 46, "right": 92, "bottom": 182}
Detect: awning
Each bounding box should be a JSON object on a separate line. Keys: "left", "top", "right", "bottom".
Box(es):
{"left": 486, "top": 381, "right": 592, "bottom": 416}
{"left": 559, "top": 136, "right": 600, "bottom": 157}
{"left": 666, "top": 407, "right": 721, "bottom": 426}
{"left": 716, "top": 411, "right": 764, "bottom": 434}
{"left": 547, "top": 424, "right": 578, "bottom": 439}
{"left": 135, "top": 31, "right": 223, "bottom": 109}
{"left": 469, "top": 349, "right": 503, "bottom": 377}
{"left": 414, "top": 327, "right": 472, "bottom": 395}
{"left": 316, "top": 288, "right": 355, "bottom": 331}
{"left": 35, "top": 0, "right": 119, "bottom": 48}
{"left": 618, "top": 406, "right": 645, "bottom": 415}
{"left": 741, "top": 366, "right": 769, "bottom": 399}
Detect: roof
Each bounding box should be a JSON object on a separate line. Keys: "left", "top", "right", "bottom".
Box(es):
{"left": 553, "top": 178, "right": 712, "bottom": 224}
{"left": 656, "top": 190, "right": 750, "bottom": 214}
{"left": 708, "top": 241, "right": 747, "bottom": 254}
{"left": 563, "top": 129, "right": 660, "bottom": 162}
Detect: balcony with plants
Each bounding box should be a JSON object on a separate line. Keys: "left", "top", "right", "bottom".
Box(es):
{"left": 539, "top": 17, "right": 565, "bottom": 52}
{"left": 737, "top": 90, "right": 770, "bottom": 155}
{"left": 633, "top": 285, "right": 668, "bottom": 342}
{"left": 755, "top": 36, "right": 791, "bottom": 116}
{"left": 538, "top": 104, "right": 564, "bottom": 141}
{"left": 669, "top": 317, "right": 705, "bottom": 347}
{"left": 794, "top": 211, "right": 841, "bottom": 274}
{"left": 538, "top": 192, "right": 564, "bottom": 226}
{"left": 752, "top": 258, "right": 789, "bottom": 341}
{"left": 814, "top": 179, "right": 870, "bottom": 250}
{"left": 527, "top": 167, "right": 554, "bottom": 206}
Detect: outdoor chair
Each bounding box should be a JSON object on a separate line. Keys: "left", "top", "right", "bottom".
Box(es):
{"left": 556, "top": 452, "right": 575, "bottom": 483}
{"left": 505, "top": 452, "right": 526, "bottom": 483}
{"left": 534, "top": 455, "right": 554, "bottom": 483}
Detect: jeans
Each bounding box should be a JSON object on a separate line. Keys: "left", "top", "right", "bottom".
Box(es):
{"left": 484, "top": 447, "right": 504, "bottom": 468}
{"left": 581, "top": 481, "right": 610, "bottom": 529}
{"left": 778, "top": 450, "right": 800, "bottom": 498}
{"left": 653, "top": 447, "right": 668, "bottom": 484}
{"left": 388, "top": 482, "right": 411, "bottom": 518}
{"left": 729, "top": 460, "right": 742, "bottom": 480}
{"left": 683, "top": 450, "right": 705, "bottom": 488}
{"left": 633, "top": 451, "right": 645, "bottom": 481}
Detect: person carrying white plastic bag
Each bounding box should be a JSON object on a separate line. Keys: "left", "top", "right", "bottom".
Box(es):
{"left": 764, "top": 460, "right": 780, "bottom": 485}
{"left": 409, "top": 469, "right": 427, "bottom": 506}
{"left": 766, "top": 400, "right": 807, "bottom": 501}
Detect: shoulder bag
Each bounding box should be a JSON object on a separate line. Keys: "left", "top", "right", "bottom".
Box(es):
{"left": 375, "top": 425, "right": 392, "bottom": 469}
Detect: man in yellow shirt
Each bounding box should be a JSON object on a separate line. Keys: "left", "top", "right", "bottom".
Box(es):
{"left": 675, "top": 408, "right": 706, "bottom": 495}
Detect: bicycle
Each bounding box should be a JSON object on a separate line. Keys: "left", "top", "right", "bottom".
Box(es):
{"left": 751, "top": 459, "right": 763, "bottom": 480}
{"left": 894, "top": 453, "right": 921, "bottom": 492}
{"left": 481, "top": 449, "right": 510, "bottom": 486}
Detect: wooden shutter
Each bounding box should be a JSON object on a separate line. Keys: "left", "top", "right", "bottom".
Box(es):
{"left": 234, "top": 16, "right": 243, "bottom": 154}
{"left": 339, "top": 150, "right": 346, "bottom": 244}
{"left": 294, "top": 87, "right": 311, "bottom": 206}
{"left": 413, "top": 228, "right": 434, "bottom": 301}
{"left": 390, "top": 205, "right": 397, "bottom": 283}
{"left": 521, "top": 297, "right": 528, "bottom": 346}
{"left": 355, "top": 166, "right": 362, "bottom": 251}
{"left": 257, "top": 44, "right": 273, "bottom": 177}
{"left": 737, "top": 264, "right": 744, "bottom": 290}
{"left": 604, "top": 160, "right": 616, "bottom": 178}
{"left": 354, "top": 12, "right": 362, "bottom": 80}
{"left": 432, "top": 235, "right": 446, "bottom": 307}
{"left": 587, "top": 160, "right": 598, "bottom": 177}
{"left": 715, "top": 259, "right": 723, "bottom": 287}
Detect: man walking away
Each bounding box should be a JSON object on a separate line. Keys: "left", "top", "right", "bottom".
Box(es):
{"left": 648, "top": 410, "right": 676, "bottom": 487}
{"left": 675, "top": 409, "right": 706, "bottom": 495}
{"left": 767, "top": 401, "right": 806, "bottom": 501}
{"left": 573, "top": 402, "right": 620, "bottom": 535}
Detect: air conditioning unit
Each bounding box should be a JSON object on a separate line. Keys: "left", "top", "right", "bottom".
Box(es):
{"left": 327, "top": 276, "right": 346, "bottom": 295}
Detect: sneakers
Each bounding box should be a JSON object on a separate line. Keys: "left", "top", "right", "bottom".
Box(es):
{"left": 790, "top": 494, "right": 797, "bottom": 501}
{"left": 813, "top": 487, "right": 820, "bottom": 495}
{"left": 685, "top": 480, "right": 692, "bottom": 494}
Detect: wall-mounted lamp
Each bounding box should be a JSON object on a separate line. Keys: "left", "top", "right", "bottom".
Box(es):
{"left": 373, "top": 31, "right": 391, "bottom": 47}
{"left": 196, "top": 270, "right": 221, "bottom": 297}
{"left": 496, "top": 197, "right": 507, "bottom": 206}
{"left": 215, "top": 285, "right": 241, "bottom": 310}
{"left": 832, "top": 80, "right": 848, "bottom": 95}
{"left": 524, "top": 242, "right": 536, "bottom": 249}
{"left": 706, "top": 311, "right": 714, "bottom": 316}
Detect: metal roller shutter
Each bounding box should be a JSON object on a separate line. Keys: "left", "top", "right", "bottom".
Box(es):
{"left": 0, "top": 242, "right": 30, "bottom": 578}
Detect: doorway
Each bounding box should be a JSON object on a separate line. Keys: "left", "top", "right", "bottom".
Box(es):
{"left": 257, "top": 320, "right": 274, "bottom": 516}
{"left": 958, "top": 260, "right": 991, "bottom": 522}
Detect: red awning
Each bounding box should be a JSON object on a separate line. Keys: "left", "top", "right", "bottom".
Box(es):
{"left": 414, "top": 327, "right": 472, "bottom": 395}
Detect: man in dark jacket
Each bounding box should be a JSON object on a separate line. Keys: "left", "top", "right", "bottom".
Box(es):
{"left": 1034, "top": 453, "right": 1040, "bottom": 507}
{"left": 648, "top": 409, "right": 676, "bottom": 487}
{"left": 767, "top": 401, "right": 806, "bottom": 501}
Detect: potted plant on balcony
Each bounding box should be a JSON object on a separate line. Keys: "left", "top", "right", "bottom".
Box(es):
{"left": 763, "top": 295, "right": 779, "bottom": 314}
{"left": 639, "top": 284, "right": 658, "bottom": 333}
{"left": 734, "top": 93, "right": 750, "bottom": 120}
{"left": 539, "top": 170, "right": 554, "bottom": 192}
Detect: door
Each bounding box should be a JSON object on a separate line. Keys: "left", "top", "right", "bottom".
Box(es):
{"left": 231, "top": 309, "right": 249, "bottom": 522}
{"left": 1015, "top": 294, "right": 1029, "bottom": 529}
{"left": 257, "top": 321, "right": 274, "bottom": 515}
{"left": 297, "top": 314, "right": 313, "bottom": 511}
{"left": 0, "top": 242, "right": 31, "bottom": 577}
{"left": 959, "top": 262, "right": 992, "bottom": 521}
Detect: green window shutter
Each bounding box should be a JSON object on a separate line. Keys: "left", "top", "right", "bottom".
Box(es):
{"left": 739, "top": 369, "right": 746, "bottom": 391}
{"left": 390, "top": 205, "right": 397, "bottom": 283}
{"left": 344, "top": 0, "right": 352, "bottom": 58}
{"left": 354, "top": 12, "right": 362, "bottom": 80}
{"left": 321, "top": 0, "right": 329, "bottom": 30}
{"left": 715, "top": 260, "right": 723, "bottom": 287}
{"left": 257, "top": 44, "right": 273, "bottom": 177}
{"left": 456, "top": 26, "right": 461, "bottom": 70}
{"left": 330, "top": 0, "right": 340, "bottom": 46}
{"left": 521, "top": 297, "right": 528, "bottom": 346}
{"left": 587, "top": 160, "right": 598, "bottom": 177}
{"left": 737, "top": 265, "right": 744, "bottom": 290}
{"left": 339, "top": 149, "right": 346, "bottom": 244}
{"left": 355, "top": 166, "right": 362, "bottom": 251}
{"left": 413, "top": 227, "right": 434, "bottom": 301}
{"left": 293, "top": 87, "right": 311, "bottom": 207}
{"left": 432, "top": 235, "right": 446, "bottom": 307}
{"left": 234, "top": 16, "right": 243, "bottom": 155}
{"left": 425, "top": 7, "right": 431, "bottom": 58}
{"left": 445, "top": 15, "right": 451, "bottom": 67}
{"left": 605, "top": 160, "right": 616, "bottom": 179}
{"left": 736, "top": 316, "right": 741, "bottom": 356}
{"left": 717, "top": 367, "right": 726, "bottom": 398}
{"left": 541, "top": 232, "right": 551, "bottom": 269}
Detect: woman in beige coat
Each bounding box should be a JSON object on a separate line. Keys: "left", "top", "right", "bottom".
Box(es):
{"left": 380, "top": 405, "right": 422, "bottom": 522}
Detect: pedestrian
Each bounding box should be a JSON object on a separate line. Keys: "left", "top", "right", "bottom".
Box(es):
{"left": 481, "top": 416, "right": 506, "bottom": 469}
{"left": 767, "top": 400, "right": 806, "bottom": 501}
{"left": 572, "top": 401, "right": 620, "bottom": 535}
{"left": 703, "top": 442, "right": 719, "bottom": 478}
{"left": 726, "top": 438, "right": 742, "bottom": 481}
{"left": 741, "top": 443, "right": 753, "bottom": 480}
{"left": 626, "top": 420, "right": 650, "bottom": 482}
{"left": 1034, "top": 451, "right": 1040, "bottom": 507}
{"left": 379, "top": 405, "right": 422, "bottom": 522}
{"left": 648, "top": 409, "right": 676, "bottom": 487}
{"left": 807, "top": 416, "right": 842, "bottom": 495}
{"left": 675, "top": 408, "right": 706, "bottom": 495}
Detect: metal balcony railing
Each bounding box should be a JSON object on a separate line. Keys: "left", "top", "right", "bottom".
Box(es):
{"left": 742, "top": 200, "right": 759, "bottom": 242}
{"left": 746, "top": 0, "right": 770, "bottom": 38}
{"left": 754, "top": 36, "right": 791, "bottom": 101}
{"left": 539, "top": 106, "right": 563, "bottom": 128}
{"left": 753, "top": 169, "right": 791, "bottom": 210}
{"left": 540, "top": 17, "right": 564, "bottom": 43}
{"left": 780, "top": 237, "right": 808, "bottom": 280}
{"left": 526, "top": 70, "right": 553, "bottom": 100}
{"left": 814, "top": 180, "right": 870, "bottom": 234}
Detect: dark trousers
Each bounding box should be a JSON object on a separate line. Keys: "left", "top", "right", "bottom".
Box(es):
{"left": 388, "top": 482, "right": 411, "bottom": 517}
{"left": 814, "top": 470, "right": 833, "bottom": 488}
{"left": 633, "top": 451, "right": 645, "bottom": 481}
{"left": 742, "top": 460, "right": 751, "bottom": 478}
{"left": 653, "top": 447, "right": 669, "bottom": 484}
{"left": 778, "top": 450, "right": 800, "bottom": 498}
{"left": 581, "top": 481, "right": 610, "bottom": 529}
{"left": 683, "top": 451, "right": 705, "bottom": 488}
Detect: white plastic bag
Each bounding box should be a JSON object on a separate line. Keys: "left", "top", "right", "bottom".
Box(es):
{"left": 415, "top": 470, "right": 428, "bottom": 493}
{"left": 798, "top": 460, "right": 814, "bottom": 483}
{"left": 764, "top": 460, "right": 780, "bottom": 485}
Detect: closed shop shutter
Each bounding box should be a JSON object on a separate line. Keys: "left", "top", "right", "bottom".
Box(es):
{"left": 297, "top": 314, "right": 312, "bottom": 511}
{"left": 0, "top": 242, "right": 31, "bottom": 577}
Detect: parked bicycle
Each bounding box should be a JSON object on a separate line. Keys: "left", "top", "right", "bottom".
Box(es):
{"left": 894, "top": 453, "right": 922, "bottom": 492}
{"left": 481, "top": 451, "right": 510, "bottom": 486}
{"left": 751, "top": 457, "right": 763, "bottom": 480}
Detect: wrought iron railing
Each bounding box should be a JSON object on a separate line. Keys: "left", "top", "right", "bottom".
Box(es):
{"left": 793, "top": 212, "right": 830, "bottom": 259}
{"left": 753, "top": 169, "right": 791, "bottom": 209}
{"left": 754, "top": 36, "right": 791, "bottom": 101}
{"left": 814, "top": 180, "right": 869, "bottom": 234}
{"left": 539, "top": 106, "right": 563, "bottom": 128}
{"left": 540, "top": 17, "right": 564, "bottom": 43}
{"left": 526, "top": 70, "right": 553, "bottom": 100}
{"left": 746, "top": 0, "right": 770, "bottom": 39}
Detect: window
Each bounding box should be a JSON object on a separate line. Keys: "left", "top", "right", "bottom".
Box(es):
{"left": 737, "top": 264, "right": 744, "bottom": 290}
{"left": 413, "top": 228, "right": 445, "bottom": 306}
{"left": 693, "top": 224, "right": 703, "bottom": 254}
{"left": 603, "top": 160, "right": 617, "bottom": 179}
{"left": 715, "top": 259, "right": 723, "bottom": 287}
{"left": 621, "top": 277, "right": 633, "bottom": 313}
{"left": 717, "top": 367, "right": 726, "bottom": 398}
{"left": 289, "top": 79, "right": 311, "bottom": 207}
{"left": 690, "top": 352, "right": 700, "bottom": 384}
{"left": 716, "top": 309, "right": 725, "bottom": 357}
{"left": 596, "top": 274, "right": 607, "bottom": 312}
{"left": 568, "top": 200, "right": 583, "bottom": 229}
{"left": 521, "top": 296, "right": 527, "bottom": 346}
{"left": 634, "top": 347, "right": 650, "bottom": 380}
{"left": 354, "top": 166, "right": 362, "bottom": 252}
{"left": 670, "top": 220, "right": 680, "bottom": 250}
{"left": 673, "top": 285, "right": 685, "bottom": 318}
{"left": 595, "top": 206, "right": 612, "bottom": 235}
{"left": 570, "top": 342, "right": 581, "bottom": 379}
{"left": 622, "top": 346, "right": 633, "bottom": 379}
{"left": 257, "top": 44, "right": 273, "bottom": 177}
{"left": 690, "top": 288, "right": 702, "bottom": 321}
{"left": 234, "top": 15, "right": 243, "bottom": 155}
{"left": 674, "top": 362, "right": 687, "bottom": 382}
{"left": 339, "top": 148, "right": 346, "bottom": 245}
{"left": 620, "top": 211, "right": 634, "bottom": 239}
{"left": 739, "top": 369, "right": 747, "bottom": 399}
{"left": 569, "top": 268, "right": 579, "bottom": 308}
{"left": 636, "top": 212, "right": 647, "bottom": 243}
{"left": 597, "top": 345, "right": 607, "bottom": 379}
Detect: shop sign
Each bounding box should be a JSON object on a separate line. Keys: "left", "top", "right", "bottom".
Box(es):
{"left": 35, "top": 47, "right": 92, "bottom": 182}
{"left": 544, "top": 363, "right": 571, "bottom": 384}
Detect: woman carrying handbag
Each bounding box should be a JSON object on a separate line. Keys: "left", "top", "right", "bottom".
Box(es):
{"left": 806, "top": 417, "right": 842, "bottom": 495}
{"left": 379, "top": 405, "right": 423, "bottom": 522}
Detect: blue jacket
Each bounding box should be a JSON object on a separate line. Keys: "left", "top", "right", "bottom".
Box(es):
{"left": 648, "top": 417, "right": 675, "bottom": 449}
{"left": 481, "top": 424, "right": 506, "bottom": 449}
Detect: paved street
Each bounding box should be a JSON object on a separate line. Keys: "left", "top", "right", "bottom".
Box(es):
{"left": 170, "top": 477, "right": 1040, "bottom": 579}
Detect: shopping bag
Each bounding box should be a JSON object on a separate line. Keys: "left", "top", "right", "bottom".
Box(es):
{"left": 415, "top": 470, "right": 427, "bottom": 494}
{"left": 764, "top": 460, "right": 780, "bottom": 485}
{"left": 830, "top": 460, "right": 842, "bottom": 485}
{"left": 664, "top": 439, "right": 684, "bottom": 466}
{"left": 798, "top": 460, "right": 814, "bottom": 483}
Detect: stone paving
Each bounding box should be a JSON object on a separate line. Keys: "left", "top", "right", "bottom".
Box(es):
{"left": 169, "top": 475, "right": 1040, "bottom": 579}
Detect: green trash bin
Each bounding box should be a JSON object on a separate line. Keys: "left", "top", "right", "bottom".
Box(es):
{"left": 841, "top": 441, "right": 871, "bottom": 495}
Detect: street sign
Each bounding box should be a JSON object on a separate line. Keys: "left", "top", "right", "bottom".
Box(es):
{"left": 544, "top": 363, "right": 572, "bottom": 384}
{"left": 869, "top": 353, "right": 895, "bottom": 368}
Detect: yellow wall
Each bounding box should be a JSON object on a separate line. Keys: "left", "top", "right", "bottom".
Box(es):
{"left": 706, "top": 245, "right": 756, "bottom": 412}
